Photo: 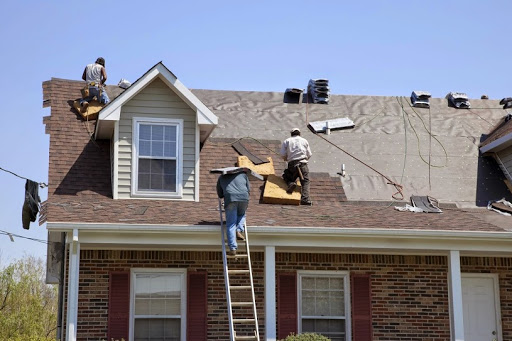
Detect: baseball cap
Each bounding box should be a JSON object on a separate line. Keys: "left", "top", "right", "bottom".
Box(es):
{"left": 291, "top": 128, "right": 300, "bottom": 133}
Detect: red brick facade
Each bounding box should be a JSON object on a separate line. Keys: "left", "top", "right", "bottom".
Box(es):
{"left": 62, "top": 250, "right": 512, "bottom": 340}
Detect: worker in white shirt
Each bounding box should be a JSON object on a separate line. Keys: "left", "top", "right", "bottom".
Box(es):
{"left": 79, "top": 57, "right": 110, "bottom": 112}
{"left": 280, "top": 128, "right": 313, "bottom": 205}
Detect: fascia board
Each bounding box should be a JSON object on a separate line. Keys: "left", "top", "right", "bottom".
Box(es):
{"left": 480, "top": 132, "right": 512, "bottom": 153}
{"left": 47, "top": 222, "right": 512, "bottom": 254}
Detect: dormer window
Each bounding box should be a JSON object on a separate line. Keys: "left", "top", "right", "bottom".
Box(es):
{"left": 132, "top": 117, "right": 183, "bottom": 198}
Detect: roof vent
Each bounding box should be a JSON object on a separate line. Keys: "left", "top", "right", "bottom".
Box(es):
{"left": 500, "top": 97, "right": 512, "bottom": 109}
{"left": 307, "top": 79, "right": 330, "bottom": 104}
{"left": 447, "top": 92, "right": 471, "bottom": 109}
{"left": 481, "top": 95, "right": 489, "bottom": 100}
{"left": 411, "top": 90, "right": 431, "bottom": 108}
{"left": 284, "top": 88, "right": 304, "bottom": 104}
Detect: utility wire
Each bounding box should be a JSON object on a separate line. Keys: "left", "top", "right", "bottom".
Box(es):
{"left": 0, "top": 166, "right": 47, "bottom": 188}
{"left": 0, "top": 229, "right": 50, "bottom": 245}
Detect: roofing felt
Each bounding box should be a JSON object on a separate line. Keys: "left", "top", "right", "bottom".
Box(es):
{"left": 41, "top": 78, "right": 511, "bottom": 232}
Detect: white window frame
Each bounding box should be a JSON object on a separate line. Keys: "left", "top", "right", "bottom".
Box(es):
{"left": 298, "top": 270, "right": 351, "bottom": 340}
{"left": 129, "top": 268, "right": 187, "bottom": 341}
{"left": 131, "top": 117, "right": 184, "bottom": 198}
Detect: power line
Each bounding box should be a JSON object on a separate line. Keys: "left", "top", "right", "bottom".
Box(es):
{"left": 0, "top": 166, "right": 47, "bottom": 188}
{"left": 0, "top": 229, "right": 51, "bottom": 245}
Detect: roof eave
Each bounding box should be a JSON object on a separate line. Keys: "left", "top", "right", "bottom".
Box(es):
{"left": 480, "top": 132, "right": 512, "bottom": 153}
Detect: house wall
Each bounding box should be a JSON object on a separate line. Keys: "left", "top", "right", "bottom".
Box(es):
{"left": 63, "top": 250, "right": 512, "bottom": 341}
{"left": 117, "top": 77, "right": 197, "bottom": 200}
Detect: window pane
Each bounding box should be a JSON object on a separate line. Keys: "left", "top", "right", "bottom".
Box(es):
{"left": 302, "top": 297, "right": 315, "bottom": 315}
{"left": 317, "top": 297, "right": 330, "bottom": 315}
{"left": 302, "top": 277, "right": 315, "bottom": 290}
{"left": 152, "top": 141, "right": 164, "bottom": 157}
{"left": 135, "top": 298, "right": 150, "bottom": 315}
{"left": 151, "top": 173, "right": 163, "bottom": 190}
{"left": 140, "top": 141, "right": 151, "bottom": 156}
{"left": 164, "top": 142, "right": 176, "bottom": 158}
{"left": 330, "top": 278, "right": 343, "bottom": 290}
{"left": 151, "top": 160, "right": 164, "bottom": 175}
{"left": 164, "top": 160, "right": 176, "bottom": 175}
{"left": 152, "top": 125, "right": 164, "bottom": 141}
{"left": 164, "top": 126, "right": 177, "bottom": 142}
{"left": 140, "top": 125, "right": 151, "bottom": 141}
{"left": 302, "top": 319, "right": 345, "bottom": 340}
{"left": 316, "top": 278, "right": 329, "bottom": 290}
{"left": 139, "top": 173, "right": 150, "bottom": 190}
{"left": 135, "top": 318, "right": 180, "bottom": 341}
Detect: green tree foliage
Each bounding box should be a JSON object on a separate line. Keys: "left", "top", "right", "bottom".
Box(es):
{"left": 0, "top": 255, "right": 58, "bottom": 340}
{"left": 280, "top": 332, "right": 332, "bottom": 341}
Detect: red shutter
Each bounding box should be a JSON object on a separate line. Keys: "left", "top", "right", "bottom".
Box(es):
{"left": 187, "top": 271, "right": 208, "bottom": 341}
{"left": 108, "top": 272, "right": 130, "bottom": 340}
{"left": 278, "top": 272, "right": 297, "bottom": 339}
{"left": 351, "top": 274, "right": 372, "bottom": 341}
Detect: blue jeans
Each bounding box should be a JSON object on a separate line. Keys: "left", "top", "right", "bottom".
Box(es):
{"left": 225, "top": 201, "right": 248, "bottom": 251}
{"left": 80, "top": 86, "right": 110, "bottom": 105}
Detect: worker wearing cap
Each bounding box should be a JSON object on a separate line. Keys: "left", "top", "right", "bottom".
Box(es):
{"left": 79, "top": 57, "right": 110, "bottom": 112}
{"left": 280, "top": 128, "right": 313, "bottom": 205}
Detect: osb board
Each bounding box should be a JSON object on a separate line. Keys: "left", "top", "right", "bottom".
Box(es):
{"left": 262, "top": 174, "right": 301, "bottom": 205}
{"left": 237, "top": 156, "right": 275, "bottom": 177}
{"left": 73, "top": 100, "right": 103, "bottom": 121}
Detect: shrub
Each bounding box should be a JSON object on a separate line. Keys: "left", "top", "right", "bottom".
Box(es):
{"left": 280, "top": 332, "right": 332, "bottom": 341}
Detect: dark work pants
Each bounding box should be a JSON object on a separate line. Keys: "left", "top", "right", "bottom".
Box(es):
{"left": 283, "top": 160, "right": 310, "bottom": 202}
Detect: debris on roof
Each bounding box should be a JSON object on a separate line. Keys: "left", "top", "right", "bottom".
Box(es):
{"left": 500, "top": 97, "right": 512, "bottom": 109}
{"left": 487, "top": 198, "right": 512, "bottom": 216}
{"left": 309, "top": 117, "right": 355, "bottom": 134}
{"left": 307, "top": 79, "right": 330, "bottom": 104}
{"left": 262, "top": 174, "right": 301, "bottom": 205}
{"left": 237, "top": 156, "right": 275, "bottom": 178}
{"left": 411, "top": 90, "right": 431, "bottom": 108}
{"left": 447, "top": 92, "right": 471, "bottom": 109}
{"left": 232, "top": 141, "right": 269, "bottom": 165}
{"left": 395, "top": 196, "right": 442, "bottom": 213}
{"left": 118, "top": 78, "right": 131, "bottom": 89}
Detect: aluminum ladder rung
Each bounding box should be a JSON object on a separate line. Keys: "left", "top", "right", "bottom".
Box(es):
{"left": 233, "top": 318, "right": 256, "bottom": 323}
{"left": 231, "top": 301, "right": 253, "bottom": 307}
{"left": 228, "top": 269, "right": 250, "bottom": 275}
{"left": 235, "top": 335, "right": 258, "bottom": 340}
{"left": 230, "top": 285, "right": 252, "bottom": 290}
{"left": 227, "top": 254, "right": 248, "bottom": 258}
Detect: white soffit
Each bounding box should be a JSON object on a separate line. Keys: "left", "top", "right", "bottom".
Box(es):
{"left": 95, "top": 62, "right": 218, "bottom": 139}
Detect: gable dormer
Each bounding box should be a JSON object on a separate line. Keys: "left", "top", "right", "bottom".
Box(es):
{"left": 94, "top": 62, "right": 218, "bottom": 201}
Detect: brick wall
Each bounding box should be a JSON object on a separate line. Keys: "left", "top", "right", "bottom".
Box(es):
{"left": 276, "top": 253, "right": 450, "bottom": 341}
{"left": 63, "top": 251, "right": 512, "bottom": 341}
{"left": 66, "top": 250, "right": 265, "bottom": 341}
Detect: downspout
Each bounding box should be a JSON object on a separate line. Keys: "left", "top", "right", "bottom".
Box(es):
{"left": 57, "top": 233, "right": 67, "bottom": 340}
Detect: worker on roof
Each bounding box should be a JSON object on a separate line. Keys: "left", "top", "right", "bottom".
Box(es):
{"left": 217, "top": 171, "right": 250, "bottom": 256}
{"left": 79, "top": 57, "right": 110, "bottom": 112}
{"left": 280, "top": 128, "right": 313, "bottom": 206}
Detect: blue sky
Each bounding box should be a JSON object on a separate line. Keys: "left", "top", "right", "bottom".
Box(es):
{"left": 1, "top": 0, "right": 511, "bottom": 264}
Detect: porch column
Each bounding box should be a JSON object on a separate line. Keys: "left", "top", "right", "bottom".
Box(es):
{"left": 265, "top": 246, "right": 276, "bottom": 341}
{"left": 448, "top": 250, "right": 465, "bottom": 341}
{"left": 66, "top": 229, "right": 80, "bottom": 341}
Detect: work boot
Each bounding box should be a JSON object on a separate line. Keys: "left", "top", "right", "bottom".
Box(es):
{"left": 81, "top": 101, "right": 89, "bottom": 114}
{"left": 300, "top": 200, "right": 313, "bottom": 206}
{"left": 286, "top": 182, "right": 297, "bottom": 194}
{"left": 228, "top": 249, "right": 237, "bottom": 256}
{"left": 236, "top": 231, "right": 245, "bottom": 241}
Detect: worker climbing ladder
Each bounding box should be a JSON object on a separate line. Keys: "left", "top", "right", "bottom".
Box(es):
{"left": 218, "top": 198, "right": 260, "bottom": 341}
{"left": 212, "top": 167, "right": 263, "bottom": 341}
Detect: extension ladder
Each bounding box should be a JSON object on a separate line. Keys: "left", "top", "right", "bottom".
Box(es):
{"left": 218, "top": 198, "right": 260, "bottom": 341}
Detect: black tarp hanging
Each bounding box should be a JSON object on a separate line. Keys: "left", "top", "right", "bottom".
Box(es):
{"left": 22, "top": 179, "right": 41, "bottom": 230}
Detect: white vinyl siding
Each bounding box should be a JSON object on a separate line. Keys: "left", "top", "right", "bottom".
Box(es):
{"left": 117, "top": 78, "right": 197, "bottom": 200}
{"left": 298, "top": 271, "right": 350, "bottom": 341}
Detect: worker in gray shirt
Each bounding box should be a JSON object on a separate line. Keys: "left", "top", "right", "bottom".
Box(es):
{"left": 217, "top": 171, "right": 250, "bottom": 256}
{"left": 280, "top": 128, "right": 313, "bottom": 205}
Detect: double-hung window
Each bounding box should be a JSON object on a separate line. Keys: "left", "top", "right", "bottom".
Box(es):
{"left": 131, "top": 269, "right": 186, "bottom": 341}
{"left": 132, "top": 118, "right": 183, "bottom": 198}
{"left": 298, "top": 271, "right": 350, "bottom": 341}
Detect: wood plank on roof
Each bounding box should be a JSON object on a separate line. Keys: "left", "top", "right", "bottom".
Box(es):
{"left": 309, "top": 117, "right": 355, "bottom": 133}
{"left": 262, "top": 174, "right": 301, "bottom": 205}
